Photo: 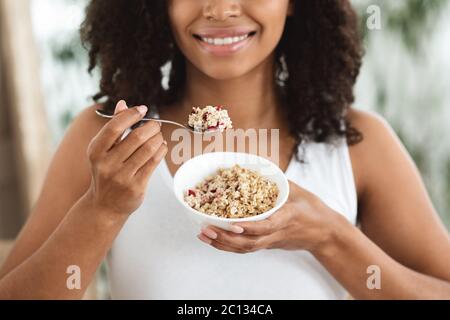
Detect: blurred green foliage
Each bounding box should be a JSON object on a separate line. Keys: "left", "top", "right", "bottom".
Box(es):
{"left": 355, "top": 0, "right": 450, "bottom": 227}
{"left": 357, "top": 0, "right": 447, "bottom": 51}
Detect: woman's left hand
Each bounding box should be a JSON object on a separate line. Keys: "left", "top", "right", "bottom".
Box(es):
{"left": 198, "top": 180, "right": 349, "bottom": 255}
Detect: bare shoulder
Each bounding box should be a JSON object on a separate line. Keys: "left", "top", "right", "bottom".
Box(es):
{"left": 41, "top": 104, "right": 108, "bottom": 202}
{"left": 346, "top": 111, "right": 450, "bottom": 281}
{"left": 67, "top": 104, "right": 109, "bottom": 141}
{"left": 347, "top": 108, "right": 397, "bottom": 145}
{"left": 35, "top": 103, "right": 108, "bottom": 213}
{"left": 346, "top": 108, "right": 413, "bottom": 197}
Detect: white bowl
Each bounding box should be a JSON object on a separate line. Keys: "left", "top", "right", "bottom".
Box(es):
{"left": 173, "top": 152, "right": 290, "bottom": 231}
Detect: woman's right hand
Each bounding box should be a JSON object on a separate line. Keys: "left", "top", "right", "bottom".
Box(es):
{"left": 86, "top": 100, "right": 168, "bottom": 217}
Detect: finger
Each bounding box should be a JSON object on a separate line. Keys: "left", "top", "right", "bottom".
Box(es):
{"left": 209, "top": 241, "right": 247, "bottom": 254}
{"left": 232, "top": 219, "right": 275, "bottom": 236}
{"left": 197, "top": 234, "right": 246, "bottom": 254}
{"left": 111, "top": 119, "right": 161, "bottom": 162}
{"left": 114, "top": 100, "right": 128, "bottom": 115}
{"left": 93, "top": 105, "right": 148, "bottom": 153}
{"left": 110, "top": 101, "right": 130, "bottom": 145}
{"left": 135, "top": 141, "right": 168, "bottom": 181}
{"left": 123, "top": 133, "right": 164, "bottom": 175}
{"left": 202, "top": 226, "right": 265, "bottom": 252}
{"left": 233, "top": 208, "right": 292, "bottom": 236}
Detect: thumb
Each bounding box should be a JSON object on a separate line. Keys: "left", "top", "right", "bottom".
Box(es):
{"left": 288, "top": 180, "right": 317, "bottom": 202}
{"left": 288, "top": 180, "right": 307, "bottom": 199}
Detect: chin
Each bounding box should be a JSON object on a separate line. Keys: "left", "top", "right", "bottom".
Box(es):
{"left": 196, "top": 60, "right": 258, "bottom": 81}
{"left": 204, "top": 68, "right": 249, "bottom": 81}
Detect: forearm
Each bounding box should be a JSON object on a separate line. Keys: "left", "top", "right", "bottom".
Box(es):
{"left": 313, "top": 215, "right": 450, "bottom": 300}
{"left": 0, "top": 192, "right": 127, "bottom": 299}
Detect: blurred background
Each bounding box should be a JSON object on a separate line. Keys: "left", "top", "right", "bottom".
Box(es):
{"left": 0, "top": 0, "right": 449, "bottom": 299}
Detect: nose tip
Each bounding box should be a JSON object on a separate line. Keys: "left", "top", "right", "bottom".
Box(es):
{"left": 203, "top": 0, "right": 241, "bottom": 21}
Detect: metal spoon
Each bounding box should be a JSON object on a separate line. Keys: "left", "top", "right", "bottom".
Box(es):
{"left": 95, "top": 109, "right": 217, "bottom": 134}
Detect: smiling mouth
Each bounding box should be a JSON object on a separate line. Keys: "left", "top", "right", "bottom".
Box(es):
{"left": 193, "top": 31, "right": 257, "bottom": 46}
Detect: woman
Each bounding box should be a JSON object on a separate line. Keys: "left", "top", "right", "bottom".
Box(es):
{"left": 1, "top": 0, "right": 449, "bottom": 299}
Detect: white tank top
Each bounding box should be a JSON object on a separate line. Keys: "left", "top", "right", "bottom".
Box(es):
{"left": 107, "top": 139, "right": 357, "bottom": 299}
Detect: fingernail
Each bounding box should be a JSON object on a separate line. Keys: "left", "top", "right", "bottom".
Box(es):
{"left": 230, "top": 225, "right": 244, "bottom": 234}
{"left": 202, "top": 228, "right": 217, "bottom": 240}
{"left": 114, "top": 100, "right": 128, "bottom": 114}
{"left": 137, "top": 105, "right": 148, "bottom": 116}
{"left": 163, "top": 140, "right": 167, "bottom": 145}
{"left": 198, "top": 234, "right": 212, "bottom": 245}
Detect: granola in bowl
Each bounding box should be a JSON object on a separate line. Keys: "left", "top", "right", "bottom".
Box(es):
{"left": 184, "top": 165, "right": 279, "bottom": 218}
{"left": 188, "top": 105, "right": 233, "bottom": 133}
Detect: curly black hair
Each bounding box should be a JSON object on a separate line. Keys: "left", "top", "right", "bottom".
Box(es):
{"left": 80, "top": 0, "right": 363, "bottom": 153}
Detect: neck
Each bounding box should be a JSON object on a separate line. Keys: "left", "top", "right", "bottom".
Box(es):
{"left": 177, "top": 56, "right": 284, "bottom": 129}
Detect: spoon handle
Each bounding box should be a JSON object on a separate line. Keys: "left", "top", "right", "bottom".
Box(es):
{"left": 95, "top": 109, "right": 190, "bottom": 130}
{"left": 155, "top": 119, "right": 190, "bottom": 130}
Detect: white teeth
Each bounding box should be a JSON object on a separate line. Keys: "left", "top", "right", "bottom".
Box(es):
{"left": 200, "top": 33, "right": 250, "bottom": 46}
{"left": 223, "top": 37, "right": 233, "bottom": 45}
{"left": 214, "top": 38, "right": 224, "bottom": 45}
